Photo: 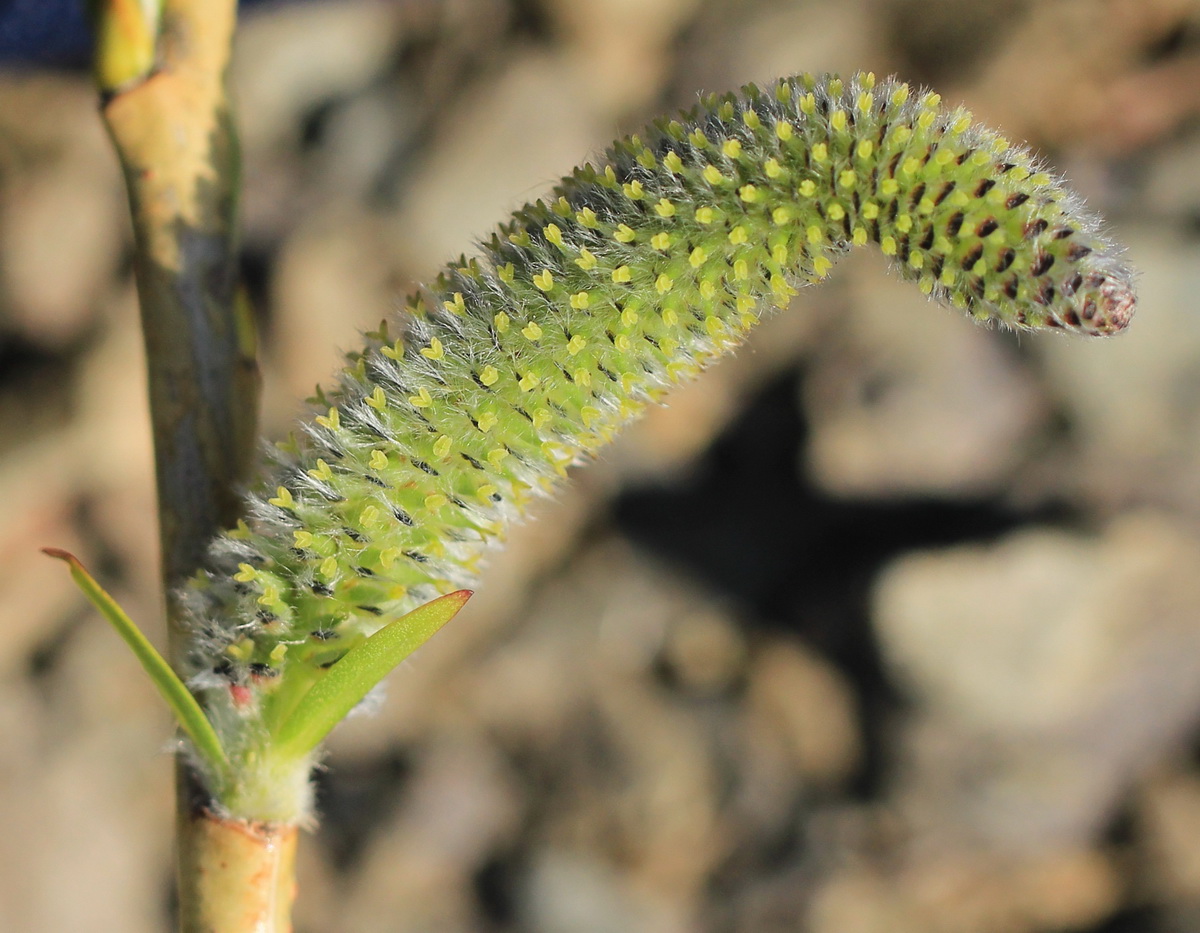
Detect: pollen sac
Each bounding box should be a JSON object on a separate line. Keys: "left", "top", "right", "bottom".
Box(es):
{"left": 179, "top": 71, "right": 1136, "bottom": 772}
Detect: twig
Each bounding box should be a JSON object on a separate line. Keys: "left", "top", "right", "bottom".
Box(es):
{"left": 91, "top": 0, "right": 278, "bottom": 928}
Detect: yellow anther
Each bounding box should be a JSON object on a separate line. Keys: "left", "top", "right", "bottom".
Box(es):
{"left": 733, "top": 258, "right": 749, "bottom": 280}
{"left": 369, "top": 450, "right": 388, "bottom": 470}
{"left": 891, "top": 84, "right": 910, "bottom": 105}
{"left": 269, "top": 486, "right": 295, "bottom": 509}
{"left": 614, "top": 224, "right": 636, "bottom": 243}
{"left": 493, "top": 311, "right": 510, "bottom": 333}
{"left": 532, "top": 409, "right": 551, "bottom": 429}
{"left": 544, "top": 223, "right": 564, "bottom": 246}
{"left": 497, "top": 262, "right": 515, "bottom": 283}
{"left": 839, "top": 169, "right": 857, "bottom": 189}
{"left": 477, "top": 412, "right": 498, "bottom": 432}
{"left": 636, "top": 149, "right": 656, "bottom": 170}
{"left": 917, "top": 110, "right": 935, "bottom": 130}
{"left": 857, "top": 139, "right": 874, "bottom": 160}
{"left": 479, "top": 365, "right": 499, "bottom": 386}
{"left": 433, "top": 435, "right": 452, "bottom": 459}
{"left": 742, "top": 110, "right": 761, "bottom": 130}
{"left": 764, "top": 157, "right": 783, "bottom": 178}
{"left": 308, "top": 458, "right": 333, "bottom": 481}
{"left": 316, "top": 406, "right": 340, "bottom": 430}
{"left": 862, "top": 201, "right": 879, "bottom": 220}
{"left": 852, "top": 226, "right": 868, "bottom": 246}
{"left": 772, "top": 243, "right": 788, "bottom": 264}
{"left": 575, "top": 248, "right": 597, "bottom": 271}
{"left": 379, "top": 547, "right": 399, "bottom": 569}
{"left": 612, "top": 265, "right": 632, "bottom": 283}
{"left": 689, "top": 129, "right": 709, "bottom": 147}
{"left": 811, "top": 142, "right": 828, "bottom": 163}
{"left": 522, "top": 321, "right": 543, "bottom": 341}
{"left": 699, "top": 280, "right": 717, "bottom": 299}
{"left": 880, "top": 236, "right": 897, "bottom": 255}
{"left": 270, "top": 644, "right": 288, "bottom": 663}
{"left": 442, "top": 292, "right": 466, "bottom": 315}
{"left": 798, "top": 179, "right": 817, "bottom": 197}
{"left": 359, "top": 505, "right": 380, "bottom": 528}
{"left": 919, "top": 277, "right": 935, "bottom": 295}
{"left": 573, "top": 367, "right": 591, "bottom": 386}
{"left": 569, "top": 291, "right": 590, "bottom": 310}
{"left": 293, "top": 531, "right": 314, "bottom": 549}
{"left": 739, "top": 184, "right": 759, "bottom": 202}
{"left": 620, "top": 307, "right": 639, "bottom": 326}
{"left": 695, "top": 206, "right": 715, "bottom": 224}
{"left": 812, "top": 256, "right": 833, "bottom": 277}
{"left": 655, "top": 198, "right": 676, "bottom": 218}
{"left": 420, "top": 336, "right": 445, "bottom": 360}
{"left": 721, "top": 139, "right": 742, "bottom": 159}
{"left": 476, "top": 484, "right": 498, "bottom": 501}
{"left": 807, "top": 225, "right": 823, "bottom": 244}
{"left": 655, "top": 274, "right": 674, "bottom": 293}
{"left": 896, "top": 214, "right": 913, "bottom": 232}
{"left": 827, "top": 203, "right": 845, "bottom": 221}
{"left": 772, "top": 206, "right": 791, "bottom": 225}
{"left": 234, "top": 563, "right": 257, "bottom": 583}
{"left": 902, "top": 156, "right": 921, "bottom": 175}
{"left": 576, "top": 207, "right": 598, "bottom": 227}
{"left": 533, "top": 270, "right": 555, "bottom": 291}
{"left": 830, "top": 109, "right": 847, "bottom": 132}
{"left": 664, "top": 151, "right": 684, "bottom": 173}
{"left": 408, "top": 387, "right": 432, "bottom": 408}
{"left": 319, "top": 556, "right": 338, "bottom": 579}
{"left": 776, "top": 121, "right": 794, "bottom": 141}
{"left": 663, "top": 307, "right": 679, "bottom": 326}
{"left": 890, "top": 125, "right": 912, "bottom": 145}
{"left": 910, "top": 251, "right": 924, "bottom": 269}
{"left": 800, "top": 93, "right": 816, "bottom": 114}
{"left": 689, "top": 246, "right": 708, "bottom": 268}
{"left": 881, "top": 178, "right": 900, "bottom": 196}
{"left": 615, "top": 333, "right": 632, "bottom": 351}
{"left": 856, "top": 90, "right": 874, "bottom": 113}
{"left": 729, "top": 225, "right": 749, "bottom": 245}
{"left": 567, "top": 334, "right": 587, "bottom": 356}
{"left": 581, "top": 405, "right": 602, "bottom": 426}
{"left": 623, "top": 179, "right": 645, "bottom": 199}
{"left": 487, "top": 447, "right": 509, "bottom": 468}
{"left": 518, "top": 372, "right": 540, "bottom": 392}
{"left": 651, "top": 232, "right": 671, "bottom": 250}
{"left": 922, "top": 92, "right": 941, "bottom": 109}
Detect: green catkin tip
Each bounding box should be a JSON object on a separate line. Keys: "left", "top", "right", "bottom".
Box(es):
{"left": 180, "top": 71, "right": 1137, "bottom": 822}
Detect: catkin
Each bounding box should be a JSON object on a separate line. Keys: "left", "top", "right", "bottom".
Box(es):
{"left": 182, "top": 72, "right": 1135, "bottom": 757}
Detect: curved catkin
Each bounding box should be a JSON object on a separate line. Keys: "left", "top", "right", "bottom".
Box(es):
{"left": 182, "top": 72, "right": 1135, "bottom": 780}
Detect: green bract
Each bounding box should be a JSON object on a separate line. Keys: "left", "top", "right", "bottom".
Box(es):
{"left": 176, "top": 72, "right": 1136, "bottom": 821}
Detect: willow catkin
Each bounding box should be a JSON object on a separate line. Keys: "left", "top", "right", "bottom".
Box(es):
{"left": 180, "top": 72, "right": 1136, "bottom": 814}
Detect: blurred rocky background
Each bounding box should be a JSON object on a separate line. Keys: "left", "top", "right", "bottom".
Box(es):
{"left": 3, "top": 0, "right": 1200, "bottom": 930}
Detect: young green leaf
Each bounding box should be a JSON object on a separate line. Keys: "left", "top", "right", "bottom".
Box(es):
{"left": 43, "top": 547, "right": 229, "bottom": 776}
{"left": 269, "top": 589, "right": 472, "bottom": 761}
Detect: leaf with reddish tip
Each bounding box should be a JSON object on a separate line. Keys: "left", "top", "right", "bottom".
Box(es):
{"left": 42, "top": 547, "right": 229, "bottom": 775}
{"left": 270, "top": 590, "right": 472, "bottom": 761}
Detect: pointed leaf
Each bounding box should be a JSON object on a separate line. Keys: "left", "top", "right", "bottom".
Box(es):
{"left": 43, "top": 548, "right": 228, "bottom": 774}
{"left": 271, "top": 590, "right": 472, "bottom": 760}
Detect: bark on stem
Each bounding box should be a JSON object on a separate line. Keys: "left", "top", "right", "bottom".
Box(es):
{"left": 95, "top": 1, "right": 280, "bottom": 929}
{"left": 178, "top": 809, "right": 299, "bottom": 932}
